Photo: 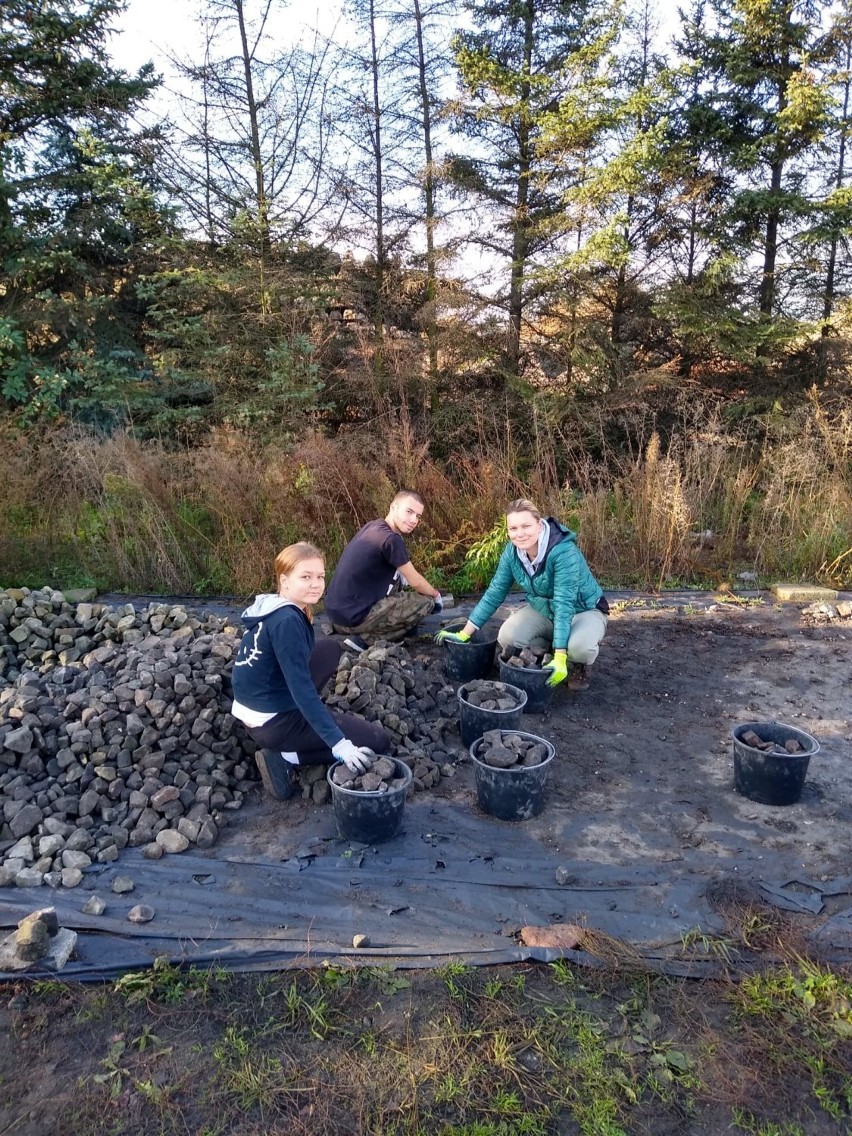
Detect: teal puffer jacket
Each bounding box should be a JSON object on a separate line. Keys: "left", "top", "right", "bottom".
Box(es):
{"left": 468, "top": 519, "right": 603, "bottom": 650}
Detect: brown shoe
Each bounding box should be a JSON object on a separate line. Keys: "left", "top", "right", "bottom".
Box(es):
{"left": 566, "top": 663, "right": 591, "bottom": 691}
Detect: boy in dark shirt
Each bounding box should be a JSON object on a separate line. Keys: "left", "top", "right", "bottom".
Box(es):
{"left": 324, "top": 491, "right": 443, "bottom": 646}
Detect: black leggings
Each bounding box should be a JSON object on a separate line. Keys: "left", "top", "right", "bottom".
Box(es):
{"left": 245, "top": 638, "right": 390, "bottom": 764}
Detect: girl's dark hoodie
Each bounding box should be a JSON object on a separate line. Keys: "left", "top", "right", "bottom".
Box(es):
{"left": 230, "top": 595, "right": 344, "bottom": 749}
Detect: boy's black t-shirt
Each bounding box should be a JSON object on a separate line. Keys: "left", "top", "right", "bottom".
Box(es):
{"left": 324, "top": 519, "right": 410, "bottom": 626}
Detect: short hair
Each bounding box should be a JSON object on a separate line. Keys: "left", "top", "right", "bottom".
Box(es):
{"left": 391, "top": 490, "right": 424, "bottom": 508}
{"left": 506, "top": 498, "right": 541, "bottom": 521}
{"left": 274, "top": 542, "right": 324, "bottom": 581}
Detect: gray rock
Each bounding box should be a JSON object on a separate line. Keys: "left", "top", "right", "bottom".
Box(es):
{"left": 155, "top": 829, "right": 189, "bottom": 854}
{"left": 61, "top": 867, "right": 84, "bottom": 888}
{"left": 15, "top": 867, "right": 44, "bottom": 887}
{"left": 10, "top": 805, "right": 43, "bottom": 838}
{"left": 82, "top": 895, "right": 106, "bottom": 915}
{"left": 4, "top": 726, "right": 35, "bottom": 754}
{"left": 111, "top": 875, "right": 135, "bottom": 894}
{"left": 7, "top": 836, "right": 35, "bottom": 863}
{"left": 38, "top": 834, "right": 65, "bottom": 858}
{"left": 61, "top": 850, "right": 92, "bottom": 870}
{"left": 128, "top": 904, "right": 155, "bottom": 923}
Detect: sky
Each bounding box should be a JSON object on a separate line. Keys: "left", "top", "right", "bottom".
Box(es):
{"left": 109, "top": 0, "right": 342, "bottom": 79}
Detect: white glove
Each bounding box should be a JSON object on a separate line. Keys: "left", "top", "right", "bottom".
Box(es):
{"left": 332, "top": 738, "right": 373, "bottom": 773}
{"left": 433, "top": 592, "right": 444, "bottom": 613}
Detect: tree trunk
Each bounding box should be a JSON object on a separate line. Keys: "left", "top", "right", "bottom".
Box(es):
{"left": 506, "top": 0, "right": 535, "bottom": 377}
{"left": 822, "top": 41, "right": 851, "bottom": 330}
{"left": 758, "top": 157, "right": 784, "bottom": 317}
{"left": 611, "top": 193, "right": 634, "bottom": 344}
{"left": 234, "top": 0, "right": 269, "bottom": 255}
{"left": 368, "top": 0, "right": 385, "bottom": 353}
{"left": 412, "top": 0, "right": 439, "bottom": 398}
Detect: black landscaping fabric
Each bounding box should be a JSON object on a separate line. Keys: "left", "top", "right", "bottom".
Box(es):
{"left": 2, "top": 797, "right": 850, "bottom": 981}
{"left": 3, "top": 589, "right": 852, "bottom": 980}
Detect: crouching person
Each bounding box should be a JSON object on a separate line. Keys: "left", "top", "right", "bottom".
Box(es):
{"left": 231, "top": 542, "right": 390, "bottom": 799}
{"left": 437, "top": 499, "right": 608, "bottom": 691}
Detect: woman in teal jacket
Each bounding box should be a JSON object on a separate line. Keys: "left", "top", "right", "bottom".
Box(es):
{"left": 438, "top": 499, "right": 608, "bottom": 691}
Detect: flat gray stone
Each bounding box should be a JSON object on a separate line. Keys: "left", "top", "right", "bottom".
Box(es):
{"left": 10, "top": 805, "right": 43, "bottom": 838}
{"left": 155, "top": 829, "right": 189, "bottom": 854}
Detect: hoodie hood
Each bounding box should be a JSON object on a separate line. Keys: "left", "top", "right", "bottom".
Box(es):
{"left": 539, "top": 518, "right": 576, "bottom": 566}
{"left": 241, "top": 594, "right": 299, "bottom": 627}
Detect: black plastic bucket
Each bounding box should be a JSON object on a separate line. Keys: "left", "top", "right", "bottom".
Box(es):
{"left": 470, "top": 730, "right": 556, "bottom": 820}
{"left": 326, "top": 758, "right": 413, "bottom": 843}
{"left": 457, "top": 681, "right": 527, "bottom": 748}
{"left": 498, "top": 658, "right": 554, "bottom": 714}
{"left": 442, "top": 626, "right": 498, "bottom": 682}
{"left": 731, "top": 721, "right": 819, "bottom": 806}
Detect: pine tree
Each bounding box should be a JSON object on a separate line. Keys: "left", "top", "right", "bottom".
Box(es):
{"left": 684, "top": 0, "right": 831, "bottom": 326}
{"left": 0, "top": 0, "right": 164, "bottom": 423}
{"left": 447, "top": 0, "right": 621, "bottom": 378}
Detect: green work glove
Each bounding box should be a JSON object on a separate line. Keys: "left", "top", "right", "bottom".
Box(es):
{"left": 435, "top": 629, "right": 471, "bottom": 645}
{"left": 545, "top": 650, "right": 568, "bottom": 687}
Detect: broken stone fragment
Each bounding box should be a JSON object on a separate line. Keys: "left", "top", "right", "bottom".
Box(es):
{"left": 15, "top": 908, "right": 59, "bottom": 961}
{"left": 111, "top": 875, "right": 135, "bottom": 894}
{"left": 156, "top": 830, "right": 190, "bottom": 854}
{"left": 482, "top": 744, "right": 518, "bottom": 769}
{"left": 127, "top": 904, "right": 155, "bottom": 924}
{"left": 82, "top": 895, "right": 106, "bottom": 915}
{"left": 352, "top": 934, "right": 370, "bottom": 949}
{"left": 519, "top": 923, "right": 584, "bottom": 949}
{"left": 331, "top": 763, "right": 358, "bottom": 786}
{"left": 371, "top": 756, "right": 396, "bottom": 780}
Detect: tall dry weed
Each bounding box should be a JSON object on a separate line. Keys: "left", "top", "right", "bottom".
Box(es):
{"left": 1, "top": 399, "right": 850, "bottom": 593}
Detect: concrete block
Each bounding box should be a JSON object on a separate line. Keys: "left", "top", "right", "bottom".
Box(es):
{"left": 772, "top": 584, "right": 838, "bottom": 603}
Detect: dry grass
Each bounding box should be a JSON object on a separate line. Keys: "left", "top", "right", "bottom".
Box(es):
{"left": 0, "top": 393, "right": 850, "bottom": 594}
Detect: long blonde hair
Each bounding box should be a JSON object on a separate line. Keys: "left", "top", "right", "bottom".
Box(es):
{"left": 275, "top": 542, "right": 324, "bottom": 620}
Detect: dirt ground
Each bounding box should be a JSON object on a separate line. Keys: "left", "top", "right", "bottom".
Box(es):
{"left": 2, "top": 595, "right": 852, "bottom": 1136}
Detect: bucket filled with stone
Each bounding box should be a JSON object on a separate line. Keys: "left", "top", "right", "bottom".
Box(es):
{"left": 457, "top": 679, "right": 527, "bottom": 747}
{"left": 498, "top": 646, "right": 555, "bottom": 714}
{"left": 327, "top": 754, "right": 413, "bottom": 843}
{"left": 469, "top": 729, "right": 555, "bottom": 821}
{"left": 440, "top": 626, "right": 498, "bottom": 683}
{"left": 731, "top": 721, "right": 819, "bottom": 806}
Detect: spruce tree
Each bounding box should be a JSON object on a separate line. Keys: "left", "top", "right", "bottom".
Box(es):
{"left": 0, "top": 0, "right": 163, "bottom": 423}
{"left": 447, "top": 0, "right": 621, "bottom": 378}
{"left": 681, "top": 0, "right": 831, "bottom": 329}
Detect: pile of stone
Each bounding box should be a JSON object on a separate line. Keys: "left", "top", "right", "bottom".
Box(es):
{"left": 325, "top": 642, "right": 463, "bottom": 791}
{"left": 0, "top": 906, "right": 77, "bottom": 971}
{"left": 502, "top": 646, "right": 553, "bottom": 670}
{"left": 460, "top": 680, "right": 524, "bottom": 711}
{"left": 330, "top": 754, "right": 408, "bottom": 793}
{"left": 1, "top": 587, "right": 257, "bottom": 888}
{"left": 802, "top": 600, "right": 852, "bottom": 623}
{"left": 740, "top": 729, "right": 804, "bottom": 755}
{"left": 474, "top": 730, "right": 550, "bottom": 769}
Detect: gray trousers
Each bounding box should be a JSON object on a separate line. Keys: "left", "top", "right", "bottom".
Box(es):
{"left": 497, "top": 605, "right": 608, "bottom": 665}
{"left": 331, "top": 591, "right": 435, "bottom": 643}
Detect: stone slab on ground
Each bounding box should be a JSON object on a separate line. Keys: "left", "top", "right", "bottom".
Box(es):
{"left": 772, "top": 583, "right": 839, "bottom": 602}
